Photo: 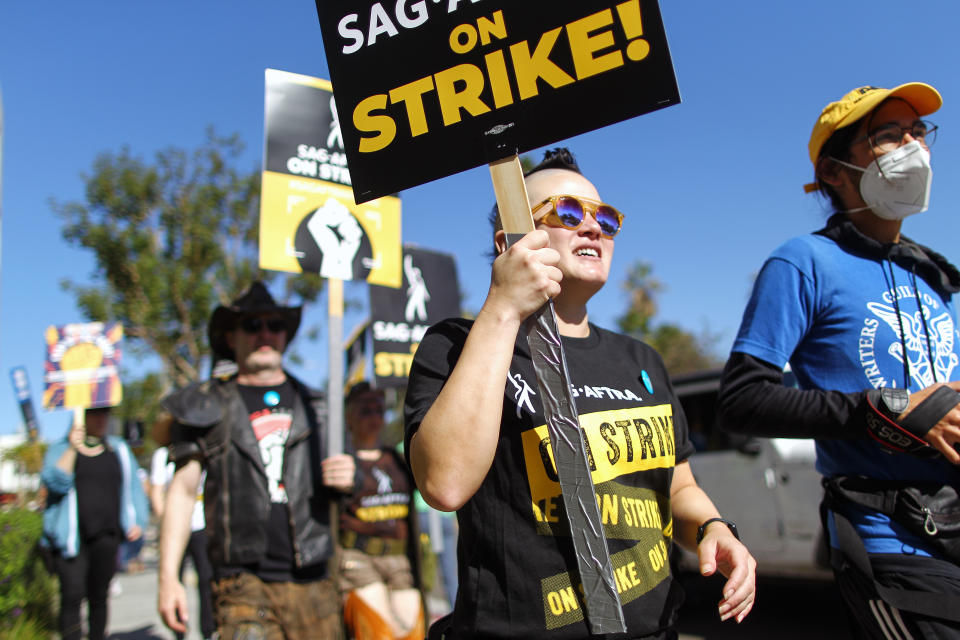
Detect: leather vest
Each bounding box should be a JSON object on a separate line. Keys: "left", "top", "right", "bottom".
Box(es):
{"left": 163, "top": 374, "right": 334, "bottom": 570}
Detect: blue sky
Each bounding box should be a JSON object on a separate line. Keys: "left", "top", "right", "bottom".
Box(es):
{"left": 2, "top": 0, "right": 959, "bottom": 441}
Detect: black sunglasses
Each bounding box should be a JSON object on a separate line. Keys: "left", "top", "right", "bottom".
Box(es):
{"left": 239, "top": 316, "right": 286, "bottom": 335}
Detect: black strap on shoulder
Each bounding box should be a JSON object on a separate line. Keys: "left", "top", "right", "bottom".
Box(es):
{"left": 823, "top": 481, "right": 960, "bottom": 622}
{"left": 900, "top": 385, "right": 960, "bottom": 438}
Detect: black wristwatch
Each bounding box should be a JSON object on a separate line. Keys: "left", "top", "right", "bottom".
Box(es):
{"left": 696, "top": 517, "right": 739, "bottom": 544}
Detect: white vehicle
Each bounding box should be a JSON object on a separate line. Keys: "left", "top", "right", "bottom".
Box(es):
{"left": 672, "top": 368, "right": 832, "bottom": 579}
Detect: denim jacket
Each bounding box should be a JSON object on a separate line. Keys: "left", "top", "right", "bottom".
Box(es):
{"left": 41, "top": 435, "right": 149, "bottom": 558}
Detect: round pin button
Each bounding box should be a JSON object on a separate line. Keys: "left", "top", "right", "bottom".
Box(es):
{"left": 641, "top": 370, "right": 654, "bottom": 395}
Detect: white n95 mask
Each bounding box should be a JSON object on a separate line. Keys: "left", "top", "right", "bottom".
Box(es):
{"left": 833, "top": 140, "right": 933, "bottom": 220}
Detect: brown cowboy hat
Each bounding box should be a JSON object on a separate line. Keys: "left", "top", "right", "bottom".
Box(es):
{"left": 208, "top": 281, "right": 302, "bottom": 362}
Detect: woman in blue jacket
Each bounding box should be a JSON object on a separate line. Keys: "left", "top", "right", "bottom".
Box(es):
{"left": 41, "top": 406, "right": 149, "bottom": 640}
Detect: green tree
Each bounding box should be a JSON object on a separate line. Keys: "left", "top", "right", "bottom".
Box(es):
{"left": 1, "top": 441, "right": 46, "bottom": 476}
{"left": 1, "top": 441, "right": 47, "bottom": 507}
{"left": 0, "top": 509, "right": 58, "bottom": 639}
{"left": 617, "top": 262, "right": 662, "bottom": 338}
{"left": 616, "top": 261, "right": 722, "bottom": 375}
{"left": 53, "top": 128, "right": 322, "bottom": 420}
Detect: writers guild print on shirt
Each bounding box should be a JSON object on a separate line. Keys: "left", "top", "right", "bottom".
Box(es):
{"left": 862, "top": 286, "right": 959, "bottom": 389}
{"left": 250, "top": 407, "right": 292, "bottom": 503}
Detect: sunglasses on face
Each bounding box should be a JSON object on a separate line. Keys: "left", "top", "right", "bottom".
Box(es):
{"left": 238, "top": 316, "right": 286, "bottom": 335}
{"left": 530, "top": 195, "right": 624, "bottom": 238}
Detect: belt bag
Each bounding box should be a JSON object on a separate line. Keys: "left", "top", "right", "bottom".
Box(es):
{"left": 340, "top": 530, "right": 406, "bottom": 556}
{"left": 823, "top": 476, "right": 960, "bottom": 563}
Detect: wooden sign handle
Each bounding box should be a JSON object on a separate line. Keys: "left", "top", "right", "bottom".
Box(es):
{"left": 489, "top": 155, "right": 533, "bottom": 235}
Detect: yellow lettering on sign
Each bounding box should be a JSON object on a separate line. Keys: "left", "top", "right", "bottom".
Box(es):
{"left": 509, "top": 28, "right": 575, "bottom": 100}
{"left": 566, "top": 9, "right": 623, "bottom": 80}
{"left": 352, "top": 1, "right": 654, "bottom": 154}
{"left": 389, "top": 76, "right": 436, "bottom": 137}
{"left": 374, "top": 351, "right": 409, "bottom": 378}
{"left": 434, "top": 64, "right": 491, "bottom": 126}
{"left": 477, "top": 10, "right": 507, "bottom": 46}
{"left": 616, "top": 0, "right": 651, "bottom": 61}
{"left": 354, "top": 94, "right": 396, "bottom": 153}
{"left": 484, "top": 50, "right": 514, "bottom": 108}
{"left": 448, "top": 10, "right": 507, "bottom": 54}
{"left": 449, "top": 23, "right": 477, "bottom": 54}
{"left": 374, "top": 343, "right": 420, "bottom": 379}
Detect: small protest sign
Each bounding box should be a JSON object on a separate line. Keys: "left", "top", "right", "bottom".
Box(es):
{"left": 42, "top": 322, "right": 123, "bottom": 410}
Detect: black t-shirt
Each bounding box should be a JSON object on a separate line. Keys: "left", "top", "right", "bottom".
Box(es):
{"left": 341, "top": 448, "right": 412, "bottom": 541}
{"left": 404, "top": 319, "right": 695, "bottom": 639}
{"left": 75, "top": 447, "right": 122, "bottom": 541}
{"left": 230, "top": 380, "right": 301, "bottom": 582}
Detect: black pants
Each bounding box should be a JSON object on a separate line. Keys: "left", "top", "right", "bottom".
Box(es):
{"left": 833, "top": 551, "right": 960, "bottom": 639}
{"left": 179, "top": 529, "right": 216, "bottom": 639}
{"left": 55, "top": 532, "right": 121, "bottom": 640}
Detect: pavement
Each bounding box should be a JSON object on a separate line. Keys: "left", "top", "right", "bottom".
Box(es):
{"left": 102, "top": 525, "right": 454, "bottom": 640}
{"left": 104, "top": 531, "right": 202, "bottom": 640}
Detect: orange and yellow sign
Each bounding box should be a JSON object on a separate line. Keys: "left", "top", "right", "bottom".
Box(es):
{"left": 42, "top": 322, "right": 123, "bottom": 410}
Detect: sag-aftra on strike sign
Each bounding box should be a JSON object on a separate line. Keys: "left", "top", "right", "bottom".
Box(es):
{"left": 315, "top": 0, "right": 679, "bottom": 203}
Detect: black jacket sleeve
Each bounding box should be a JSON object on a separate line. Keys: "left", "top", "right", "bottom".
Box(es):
{"left": 716, "top": 352, "right": 871, "bottom": 440}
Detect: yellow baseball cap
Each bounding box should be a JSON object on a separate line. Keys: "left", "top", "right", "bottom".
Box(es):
{"left": 807, "top": 82, "right": 942, "bottom": 164}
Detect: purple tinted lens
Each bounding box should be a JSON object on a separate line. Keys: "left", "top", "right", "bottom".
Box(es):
{"left": 595, "top": 207, "right": 621, "bottom": 236}
{"left": 554, "top": 197, "right": 585, "bottom": 228}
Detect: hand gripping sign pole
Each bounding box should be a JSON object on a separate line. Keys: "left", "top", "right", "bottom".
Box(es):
{"left": 490, "top": 155, "right": 626, "bottom": 635}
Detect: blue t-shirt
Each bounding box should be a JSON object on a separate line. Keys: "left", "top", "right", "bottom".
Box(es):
{"left": 733, "top": 232, "right": 960, "bottom": 555}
